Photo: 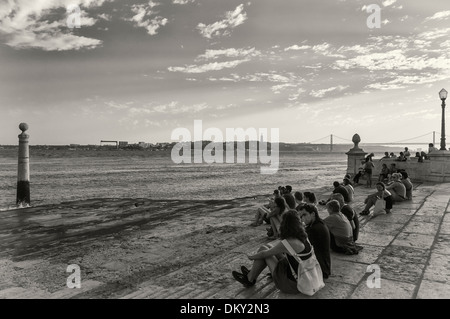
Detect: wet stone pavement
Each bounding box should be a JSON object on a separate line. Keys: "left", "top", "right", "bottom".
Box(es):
{"left": 0, "top": 182, "right": 449, "bottom": 299}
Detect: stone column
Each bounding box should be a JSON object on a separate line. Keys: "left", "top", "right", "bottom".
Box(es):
{"left": 16, "top": 123, "right": 30, "bottom": 206}
{"left": 346, "top": 134, "right": 367, "bottom": 177}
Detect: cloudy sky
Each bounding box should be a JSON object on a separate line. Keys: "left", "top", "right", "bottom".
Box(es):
{"left": 1, "top": 0, "right": 450, "bottom": 145}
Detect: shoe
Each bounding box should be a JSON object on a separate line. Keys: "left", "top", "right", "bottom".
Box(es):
{"left": 385, "top": 209, "right": 391, "bottom": 214}
{"left": 241, "top": 266, "right": 250, "bottom": 276}
{"left": 355, "top": 245, "right": 364, "bottom": 251}
{"left": 232, "top": 271, "right": 255, "bottom": 287}
{"left": 359, "top": 210, "right": 370, "bottom": 216}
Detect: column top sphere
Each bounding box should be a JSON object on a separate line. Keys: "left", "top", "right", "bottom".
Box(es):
{"left": 19, "top": 123, "right": 29, "bottom": 132}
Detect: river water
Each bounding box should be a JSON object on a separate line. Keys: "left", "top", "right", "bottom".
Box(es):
{"left": 0, "top": 149, "right": 347, "bottom": 210}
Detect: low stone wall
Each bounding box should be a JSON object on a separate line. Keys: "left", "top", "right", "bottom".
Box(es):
{"left": 345, "top": 134, "right": 450, "bottom": 183}
{"left": 372, "top": 158, "right": 431, "bottom": 181}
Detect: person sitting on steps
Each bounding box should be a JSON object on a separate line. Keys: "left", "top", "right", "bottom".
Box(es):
{"left": 360, "top": 182, "right": 393, "bottom": 216}
{"left": 323, "top": 200, "right": 363, "bottom": 255}
{"left": 232, "top": 210, "right": 314, "bottom": 294}
{"left": 265, "top": 197, "right": 288, "bottom": 239}
{"left": 319, "top": 181, "right": 350, "bottom": 205}
{"left": 251, "top": 189, "right": 280, "bottom": 226}
{"left": 386, "top": 173, "right": 407, "bottom": 202}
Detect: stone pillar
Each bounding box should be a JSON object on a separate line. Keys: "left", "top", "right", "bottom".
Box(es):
{"left": 16, "top": 123, "right": 30, "bottom": 206}
{"left": 346, "top": 134, "right": 367, "bottom": 177}
{"left": 428, "top": 151, "right": 450, "bottom": 182}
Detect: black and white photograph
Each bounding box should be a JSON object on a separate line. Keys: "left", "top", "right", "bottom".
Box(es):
{"left": 1, "top": 0, "right": 450, "bottom": 305}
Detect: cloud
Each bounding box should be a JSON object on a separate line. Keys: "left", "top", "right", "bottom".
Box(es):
{"left": 310, "top": 85, "right": 349, "bottom": 98}
{"left": 196, "top": 47, "right": 260, "bottom": 60}
{"left": 312, "top": 42, "right": 345, "bottom": 58}
{"left": 425, "top": 11, "right": 450, "bottom": 22}
{"left": 367, "top": 73, "right": 450, "bottom": 91}
{"left": 284, "top": 45, "right": 311, "bottom": 51}
{"left": 197, "top": 4, "right": 247, "bottom": 39}
{"left": 0, "top": 0, "right": 108, "bottom": 51}
{"left": 173, "top": 0, "right": 196, "bottom": 4}
{"left": 98, "top": 13, "right": 112, "bottom": 21}
{"left": 130, "top": 1, "right": 168, "bottom": 35}
{"left": 168, "top": 59, "right": 250, "bottom": 73}
{"left": 417, "top": 27, "right": 450, "bottom": 40}
{"left": 129, "top": 101, "right": 208, "bottom": 115}
{"left": 382, "top": 0, "right": 397, "bottom": 7}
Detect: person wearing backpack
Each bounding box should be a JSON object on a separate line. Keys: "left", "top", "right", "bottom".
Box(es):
{"left": 232, "top": 210, "right": 323, "bottom": 294}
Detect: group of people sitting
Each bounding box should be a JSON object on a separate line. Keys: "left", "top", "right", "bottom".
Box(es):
{"left": 360, "top": 168, "right": 413, "bottom": 216}
{"left": 236, "top": 181, "right": 364, "bottom": 293}
{"left": 380, "top": 147, "right": 412, "bottom": 162}
{"left": 380, "top": 144, "right": 438, "bottom": 163}
{"left": 233, "top": 154, "right": 418, "bottom": 294}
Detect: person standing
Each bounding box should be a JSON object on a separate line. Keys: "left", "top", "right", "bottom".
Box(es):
{"left": 363, "top": 157, "right": 375, "bottom": 188}
{"left": 404, "top": 147, "right": 411, "bottom": 159}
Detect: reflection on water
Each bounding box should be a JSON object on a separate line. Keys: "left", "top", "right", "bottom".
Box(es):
{"left": 0, "top": 151, "right": 347, "bottom": 209}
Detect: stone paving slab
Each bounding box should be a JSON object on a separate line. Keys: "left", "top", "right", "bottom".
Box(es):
{"left": 361, "top": 221, "right": 404, "bottom": 236}
{"left": 367, "top": 213, "right": 412, "bottom": 224}
{"left": 325, "top": 259, "right": 368, "bottom": 286}
{"left": 350, "top": 278, "right": 416, "bottom": 299}
{"left": 391, "top": 208, "right": 419, "bottom": 216}
{"left": 268, "top": 281, "right": 355, "bottom": 299}
{"left": 423, "top": 253, "right": 450, "bottom": 284}
{"left": 416, "top": 204, "right": 447, "bottom": 217}
{"left": 433, "top": 234, "right": 450, "bottom": 255}
{"left": 356, "top": 232, "right": 395, "bottom": 247}
{"left": 417, "top": 280, "right": 450, "bottom": 299}
{"left": 375, "top": 255, "right": 426, "bottom": 285}
{"left": 392, "top": 232, "right": 436, "bottom": 250}
{"left": 403, "top": 221, "right": 441, "bottom": 235}
{"left": 409, "top": 215, "right": 443, "bottom": 224}
{"left": 331, "top": 246, "right": 384, "bottom": 265}
{"left": 439, "top": 222, "right": 450, "bottom": 235}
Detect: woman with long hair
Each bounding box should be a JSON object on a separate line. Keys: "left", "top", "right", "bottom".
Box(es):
{"left": 232, "top": 210, "right": 313, "bottom": 294}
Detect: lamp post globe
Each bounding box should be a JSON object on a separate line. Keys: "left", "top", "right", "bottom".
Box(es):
{"left": 440, "top": 89, "right": 447, "bottom": 151}
{"left": 439, "top": 88, "right": 448, "bottom": 101}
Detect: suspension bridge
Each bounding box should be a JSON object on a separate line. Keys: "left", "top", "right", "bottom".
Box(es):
{"left": 304, "top": 131, "right": 442, "bottom": 152}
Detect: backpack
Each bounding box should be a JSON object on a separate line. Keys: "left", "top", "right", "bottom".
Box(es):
{"left": 281, "top": 239, "right": 325, "bottom": 296}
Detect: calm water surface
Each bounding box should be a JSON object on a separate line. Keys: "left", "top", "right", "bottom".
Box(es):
{"left": 0, "top": 150, "right": 347, "bottom": 209}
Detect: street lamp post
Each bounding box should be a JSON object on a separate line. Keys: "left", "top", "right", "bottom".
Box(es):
{"left": 439, "top": 88, "right": 448, "bottom": 151}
